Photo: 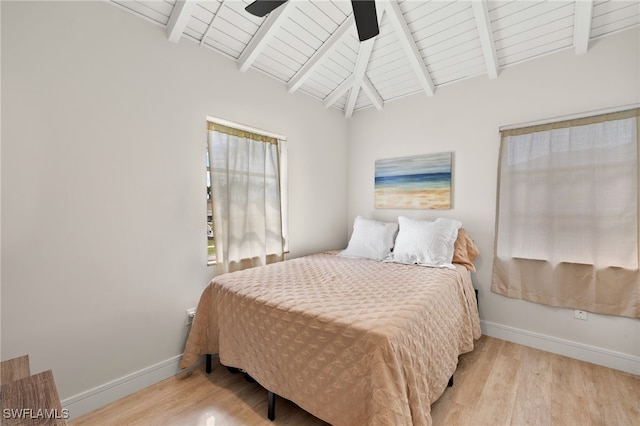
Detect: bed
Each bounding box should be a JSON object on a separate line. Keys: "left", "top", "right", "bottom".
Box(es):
{"left": 181, "top": 219, "right": 481, "bottom": 426}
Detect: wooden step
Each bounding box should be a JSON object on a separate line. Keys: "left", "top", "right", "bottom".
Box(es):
{"left": 1, "top": 355, "right": 30, "bottom": 385}
{"left": 1, "top": 356, "right": 68, "bottom": 426}
{"left": 1, "top": 370, "right": 68, "bottom": 425}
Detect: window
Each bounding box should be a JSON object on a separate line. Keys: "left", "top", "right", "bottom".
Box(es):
{"left": 206, "top": 150, "right": 215, "bottom": 264}
{"left": 205, "top": 118, "right": 288, "bottom": 273}
{"left": 492, "top": 108, "right": 639, "bottom": 318}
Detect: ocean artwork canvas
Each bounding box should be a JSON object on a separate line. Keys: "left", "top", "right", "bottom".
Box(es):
{"left": 375, "top": 152, "right": 452, "bottom": 209}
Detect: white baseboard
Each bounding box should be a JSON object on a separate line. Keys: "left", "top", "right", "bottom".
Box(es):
{"left": 481, "top": 320, "right": 640, "bottom": 375}
{"left": 61, "top": 355, "right": 202, "bottom": 419}
{"left": 60, "top": 323, "right": 638, "bottom": 419}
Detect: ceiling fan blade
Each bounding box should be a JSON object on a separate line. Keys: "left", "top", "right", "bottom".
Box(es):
{"left": 245, "top": 0, "right": 288, "bottom": 18}
{"left": 351, "top": 0, "right": 379, "bottom": 42}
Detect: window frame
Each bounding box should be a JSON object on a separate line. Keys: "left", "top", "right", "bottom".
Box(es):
{"left": 205, "top": 116, "right": 288, "bottom": 267}
{"left": 491, "top": 106, "right": 640, "bottom": 318}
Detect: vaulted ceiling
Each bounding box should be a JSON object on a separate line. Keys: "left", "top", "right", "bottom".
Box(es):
{"left": 110, "top": 0, "right": 640, "bottom": 117}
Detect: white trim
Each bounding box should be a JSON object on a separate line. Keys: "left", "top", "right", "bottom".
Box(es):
{"left": 345, "top": 5, "right": 384, "bottom": 118}
{"left": 573, "top": 0, "right": 594, "bottom": 55}
{"left": 167, "top": 0, "right": 197, "bottom": 43}
{"left": 200, "top": 1, "right": 223, "bottom": 47}
{"left": 481, "top": 320, "right": 640, "bottom": 375}
{"left": 324, "top": 75, "right": 355, "bottom": 109}
{"left": 62, "top": 355, "right": 202, "bottom": 419}
{"left": 238, "top": 2, "right": 293, "bottom": 73}
{"left": 57, "top": 322, "right": 639, "bottom": 420}
{"left": 345, "top": 37, "right": 377, "bottom": 118}
{"left": 362, "top": 76, "right": 384, "bottom": 111}
{"left": 382, "top": 0, "right": 435, "bottom": 96}
{"left": 499, "top": 103, "right": 640, "bottom": 131}
{"left": 206, "top": 116, "right": 287, "bottom": 141}
{"left": 471, "top": 0, "right": 499, "bottom": 79}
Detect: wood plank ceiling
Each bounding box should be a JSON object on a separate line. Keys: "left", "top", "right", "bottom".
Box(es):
{"left": 110, "top": 0, "right": 640, "bottom": 118}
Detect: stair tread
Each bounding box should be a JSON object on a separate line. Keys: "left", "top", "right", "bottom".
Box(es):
{"left": 1, "top": 355, "right": 30, "bottom": 385}
{"left": 1, "top": 370, "right": 67, "bottom": 425}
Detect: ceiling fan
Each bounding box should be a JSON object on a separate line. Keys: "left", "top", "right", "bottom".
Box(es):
{"left": 245, "top": 0, "right": 380, "bottom": 42}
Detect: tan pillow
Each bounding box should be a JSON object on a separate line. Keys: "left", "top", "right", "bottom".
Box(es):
{"left": 452, "top": 228, "right": 479, "bottom": 272}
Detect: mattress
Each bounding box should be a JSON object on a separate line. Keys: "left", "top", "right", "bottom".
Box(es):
{"left": 181, "top": 251, "right": 481, "bottom": 425}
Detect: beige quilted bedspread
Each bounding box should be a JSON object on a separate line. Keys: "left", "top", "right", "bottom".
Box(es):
{"left": 181, "top": 252, "right": 481, "bottom": 425}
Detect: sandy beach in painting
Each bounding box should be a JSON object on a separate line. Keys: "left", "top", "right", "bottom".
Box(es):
{"left": 375, "top": 152, "right": 452, "bottom": 209}
{"left": 375, "top": 187, "right": 451, "bottom": 209}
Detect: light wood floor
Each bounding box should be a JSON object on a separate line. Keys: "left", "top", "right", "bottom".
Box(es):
{"left": 70, "top": 336, "right": 639, "bottom": 426}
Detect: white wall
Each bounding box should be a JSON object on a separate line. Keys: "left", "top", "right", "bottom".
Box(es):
{"left": 348, "top": 28, "right": 640, "bottom": 369}
{"left": 2, "top": 0, "right": 638, "bottom": 418}
{"left": 0, "top": 0, "right": 348, "bottom": 413}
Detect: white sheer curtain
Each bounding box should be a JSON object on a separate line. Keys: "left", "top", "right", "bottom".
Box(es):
{"left": 208, "top": 122, "right": 287, "bottom": 274}
{"left": 492, "top": 109, "right": 639, "bottom": 318}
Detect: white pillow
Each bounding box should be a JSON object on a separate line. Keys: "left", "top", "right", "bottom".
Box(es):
{"left": 387, "top": 217, "right": 462, "bottom": 269}
{"left": 339, "top": 216, "right": 399, "bottom": 261}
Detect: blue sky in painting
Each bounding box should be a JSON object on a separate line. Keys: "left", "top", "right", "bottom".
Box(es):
{"left": 375, "top": 152, "right": 451, "bottom": 177}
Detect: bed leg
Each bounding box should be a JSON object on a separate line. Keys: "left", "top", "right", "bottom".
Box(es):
{"left": 267, "top": 391, "right": 276, "bottom": 421}
{"left": 448, "top": 375, "right": 454, "bottom": 387}
{"left": 206, "top": 354, "right": 212, "bottom": 374}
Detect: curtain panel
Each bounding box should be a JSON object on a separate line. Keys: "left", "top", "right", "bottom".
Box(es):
{"left": 492, "top": 108, "right": 640, "bottom": 318}
{"left": 207, "top": 122, "right": 287, "bottom": 274}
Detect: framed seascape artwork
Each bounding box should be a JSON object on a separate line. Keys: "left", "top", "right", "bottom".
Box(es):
{"left": 375, "top": 152, "right": 452, "bottom": 209}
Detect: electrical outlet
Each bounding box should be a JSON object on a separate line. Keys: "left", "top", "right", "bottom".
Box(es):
{"left": 186, "top": 308, "right": 197, "bottom": 326}
{"left": 574, "top": 310, "right": 588, "bottom": 320}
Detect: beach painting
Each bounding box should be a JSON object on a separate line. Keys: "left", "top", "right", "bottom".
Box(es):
{"left": 375, "top": 152, "right": 452, "bottom": 209}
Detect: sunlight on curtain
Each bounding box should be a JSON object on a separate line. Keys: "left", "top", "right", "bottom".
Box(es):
{"left": 492, "top": 108, "right": 639, "bottom": 318}
{"left": 207, "top": 122, "right": 286, "bottom": 274}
